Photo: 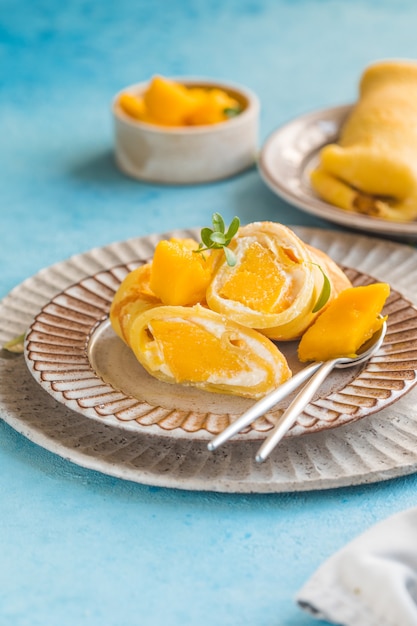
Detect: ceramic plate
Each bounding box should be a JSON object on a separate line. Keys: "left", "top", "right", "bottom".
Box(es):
{"left": 258, "top": 105, "right": 417, "bottom": 240}
{"left": 2, "top": 227, "right": 417, "bottom": 492}
{"left": 24, "top": 260, "right": 417, "bottom": 442}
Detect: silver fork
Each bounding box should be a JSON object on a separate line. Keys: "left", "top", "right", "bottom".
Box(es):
{"left": 207, "top": 321, "right": 387, "bottom": 456}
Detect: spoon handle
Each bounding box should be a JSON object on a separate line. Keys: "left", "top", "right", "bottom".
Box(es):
{"left": 207, "top": 361, "right": 323, "bottom": 451}
{"left": 255, "top": 359, "right": 337, "bottom": 463}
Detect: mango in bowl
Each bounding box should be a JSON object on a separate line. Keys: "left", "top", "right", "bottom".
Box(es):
{"left": 112, "top": 75, "right": 259, "bottom": 183}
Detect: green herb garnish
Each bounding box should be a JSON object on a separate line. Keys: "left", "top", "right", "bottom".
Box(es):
{"left": 3, "top": 332, "right": 25, "bottom": 354}
{"left": 223, "top": 106, "right": 242, "bottom": 118}
{"left": 312, "top": 265, "right": 331, "bottom": 313}
{"left": 196, "top": 213, "right": 240, "bottom": 266}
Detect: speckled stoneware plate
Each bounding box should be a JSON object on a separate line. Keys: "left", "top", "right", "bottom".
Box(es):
{"left": 24, "top": 261, "right": 417, "bottom": 443}
{"left": 2, "top": 227, "right": 417, "bottom": 492}
{"left": 258, "top": 105, "right": 417, "bottom": 240}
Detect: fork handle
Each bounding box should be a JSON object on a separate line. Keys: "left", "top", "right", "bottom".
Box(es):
{"left": 255, "top": 359, "right": 338, "bottom": 463}
{"left": 207, "top": 361, "right": 323, "bottom": 451}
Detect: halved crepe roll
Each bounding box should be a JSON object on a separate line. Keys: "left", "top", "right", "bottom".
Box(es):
{"left": 311, "top": 60, "right": 417, "bottom": 221}
{"left": 109, "top": 263, "right": 161, "bottom": 343}
{"left": 206, "top": 222, "right": 351, "bottom": 341}
{"left": 127, "top": 304, "right": 292, "bottom": 398}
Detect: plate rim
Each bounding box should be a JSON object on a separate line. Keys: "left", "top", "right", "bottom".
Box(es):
{"left": 258, "top": 103, "right": 417, "bottom": 238}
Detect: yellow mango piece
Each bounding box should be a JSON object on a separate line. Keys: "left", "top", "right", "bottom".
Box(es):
{"left": 128, "top": 304, "right": 292, "bottom": 398}
{"left": 118, "top": 92, "right": 147, "bottom": 121}
{"left": 143, "top": 76, "right": 200, "bottom": 126}
{"left": 150, "top": 238, "right": 213, "bottom": 306}
{"left": 298, "top": 283, "right": 390, "bottom": 362}
{"left": 110, "top": 264, "right": 161, "bottom": 343}
{"left": 187, "top": 88, "right": 241, "bottom": 125}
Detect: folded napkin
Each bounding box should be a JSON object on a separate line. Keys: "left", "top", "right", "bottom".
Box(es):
{"left": 297, "top": 506, "right": 417, "bottom": 626}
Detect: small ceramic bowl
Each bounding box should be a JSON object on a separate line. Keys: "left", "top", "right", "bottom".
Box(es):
{"left": 112, "top": 77, "right": 260, "bottom": 184}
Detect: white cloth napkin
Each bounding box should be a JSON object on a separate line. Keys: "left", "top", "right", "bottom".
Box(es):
{"left": 297, "top": 506, "right": 417, "bottom": 626}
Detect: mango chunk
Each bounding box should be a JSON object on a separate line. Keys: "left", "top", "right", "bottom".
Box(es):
{"left": 298, "top": 283, "right": 390, "bottom": 362}
{"left": 187, "top": 88, "right": 241, "bottom": 125}
{"left": 150, "top": 238, "right": 213, "bottom": 306}
{"left": 143, "top": 76, "right": 200, "bottom": 126}
{"left": 118, "top": 92, "right": 147, "bottom": 121}
{"left": 118, "top": 76, "right": 242, "bottom": 127}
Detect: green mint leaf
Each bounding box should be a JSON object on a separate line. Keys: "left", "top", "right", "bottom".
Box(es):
{"left": 225, "top": 216, "right": 240, "bottom": 241}
{"left": 224, "top": 247, "right": 237, "bottom": 267}
{"left": 3, "top": 332, "right": 25, "bottom": 354}
{"left": 210, "top": 232, "right": 227, "bottom": 246}
{"left": 200, "top": 227, "right": 214, "bottom": 248}
{"left": 212, "top": 212, "right": 225, "bottom": 234}
{"left": 196, "top": 213, "right": 240, "bottom": 266}
{"left": 223, "top": 106, "right": 242, "bottom": 118}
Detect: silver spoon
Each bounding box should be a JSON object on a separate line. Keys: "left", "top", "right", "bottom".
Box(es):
{"left": 207, "top": 320, "right": 386, "bottom": 454}
{"left": 255, "top": 320, "right": 387, "bottom": 463}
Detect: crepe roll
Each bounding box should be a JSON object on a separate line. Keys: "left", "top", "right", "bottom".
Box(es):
{"left": 311, "top": 60, "right": 417, "bottom": 221}
{"left": 109, "top": 263, "right": 161, "bottom": 343}
{"left": 206, "top": 222, "right": 351, "bottom": 341}
{"left": 127, "top": 304, "right": 292, "bottom": 398}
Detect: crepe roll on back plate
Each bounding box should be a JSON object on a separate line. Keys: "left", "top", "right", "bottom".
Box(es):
{"left": 206, "top": 221, "right": 351, "bottom": 341}
{"left": 127, "top": 303, "right": 292, "bottom": 399}
{"left": 311, "top": 60, "right": 417, "bottom": 221}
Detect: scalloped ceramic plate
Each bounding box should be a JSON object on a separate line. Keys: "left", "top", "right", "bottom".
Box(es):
{"left": 23, "top": 241, "right": 417, "bottom": 442}
{"left": 258, "top": 105, "right": 417, "bottom": 240}
{"left": 3, "top": 227, "right": 417, "bottom": 492}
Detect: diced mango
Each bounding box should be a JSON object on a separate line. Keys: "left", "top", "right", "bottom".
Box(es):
{"left": 117, "top": 76, "right": 243, "bottom": 127}
{"left": 150, "top": 238, "right": 213, "bottom": 306}
{"left": 298, "top": 283, "right": 390, "bottom": 362}
{"left": 187, "top": 88, "right": 241, "bottom": 125}
{"left": 143, "top": 76, "right": 200, "bottom": 126}
{"left": 118, "top": 93, "right": 147, "bottom": 121}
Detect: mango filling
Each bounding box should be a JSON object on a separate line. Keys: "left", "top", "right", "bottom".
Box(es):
{"left": 143, "top": 318, "right": 256, "bottom": 383}
{"left": 218, "top": 242, "right": 299, "bottom": 313}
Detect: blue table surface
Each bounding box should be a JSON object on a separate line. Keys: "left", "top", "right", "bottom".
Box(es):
{"left": 2, "top": 1, "right": 417, "bottom": 625}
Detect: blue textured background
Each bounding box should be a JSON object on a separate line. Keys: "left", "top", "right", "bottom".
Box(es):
{"left": 2, "top": 1, "right": 417, "bottom": 624}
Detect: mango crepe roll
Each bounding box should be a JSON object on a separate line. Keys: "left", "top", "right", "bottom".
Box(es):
{"left": 206, "top": 222, "right": 351, "bottom": 341}
{"left": 311, "top": 60, "right": 417, "bottom": 221}
{"left": 127, "top": 304, "right": 292, "bottom": 398}
{"left": 109, "top": 263, "right": 162, "bottom": 343}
